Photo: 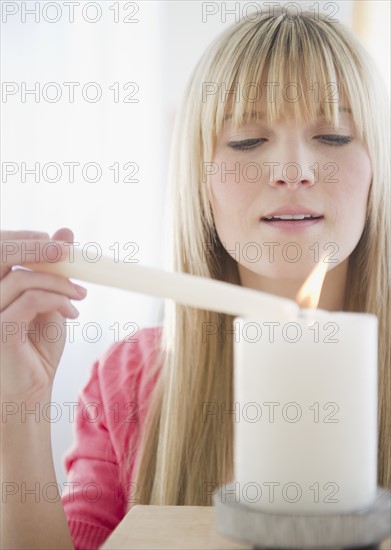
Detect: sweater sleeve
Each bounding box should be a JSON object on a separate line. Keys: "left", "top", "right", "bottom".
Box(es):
{"left": 61, "top": 327, "right": 163, "bottom": 550}
{"left": 61, "top": 353, "right": 129, "bottom": 550}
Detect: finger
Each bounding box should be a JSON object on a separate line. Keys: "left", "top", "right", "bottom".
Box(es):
{"left": 1, "top": 289, "right": 80, "bottom": 330}
{"left": 0, "top": 230, "right": 50, "bottom": 241}
{"left": 51, "top": 227, "right": 74, "bottom": 244}
{"left": 0, "top": 268, "right": 87, "bottom": 311}
{"left": 0, "top": 239, "right": 69, "bottom": 279}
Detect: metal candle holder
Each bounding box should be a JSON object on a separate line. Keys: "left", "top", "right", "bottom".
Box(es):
{"left": 213, "top": 482, "right": 391, "bottom": 549}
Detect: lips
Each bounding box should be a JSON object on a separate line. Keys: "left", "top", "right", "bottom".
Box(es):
{"left": 259, "top": 205, "right": 324, "bottom": 232}
{"left": 261, "top": 206, "right": 323, "bottom": 221}
{"left": 263, "top": 214, "right": 323, "bottom": 221}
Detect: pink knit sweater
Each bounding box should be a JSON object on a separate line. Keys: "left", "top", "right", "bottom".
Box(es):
{"left": 61, "top": 326, "right": 163, "bottom": 549}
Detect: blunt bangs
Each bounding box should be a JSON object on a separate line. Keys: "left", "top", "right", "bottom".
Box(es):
{"left": 199, "top": 9, "right": 369, "bottom": 156}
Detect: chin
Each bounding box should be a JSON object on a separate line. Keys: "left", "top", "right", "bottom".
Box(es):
{"left": 242, "top": 258, "right": 327, "bottom": 281}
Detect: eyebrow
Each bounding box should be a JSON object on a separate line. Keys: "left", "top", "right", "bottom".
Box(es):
{"left": 223, "top": 106, "right": 352, "bottom": 122}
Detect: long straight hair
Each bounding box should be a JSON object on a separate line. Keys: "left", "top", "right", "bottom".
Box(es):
{"left": 125, "top": 8, "right": 391, "bottom": 505}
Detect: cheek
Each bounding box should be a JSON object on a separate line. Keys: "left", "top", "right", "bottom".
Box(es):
{"left": 210, "top": 158, "right": 258, "bottom": 215}
{"left": 211, "top": 179, "right": 242, "bottom": 213}
{"left": 336, "top": 150, "right": 372, "bottom": 211}
{"left": 328, "top": 149, "right": 372, "bottom": 249}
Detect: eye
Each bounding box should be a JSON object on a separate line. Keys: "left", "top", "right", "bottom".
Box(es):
{"left": 227, "top": 138, "right": 267, "bottom": 151}
{"left": 316, "top": 135, "right": 353, "bottom": 146}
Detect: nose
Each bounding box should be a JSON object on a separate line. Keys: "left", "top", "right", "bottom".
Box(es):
{"left": 267, "top": 140, "right": 316, "bottom": 190}
{"left": 268, "top": 161, "right": 316, "bottom": 189}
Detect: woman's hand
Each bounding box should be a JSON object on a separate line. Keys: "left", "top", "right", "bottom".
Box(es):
{"left": 0, "top": 228, "right": 87, "bottom": 404}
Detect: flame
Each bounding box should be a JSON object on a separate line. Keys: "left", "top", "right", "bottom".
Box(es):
{"left": 295, "top": 255, "right": 329, "bottom": 309}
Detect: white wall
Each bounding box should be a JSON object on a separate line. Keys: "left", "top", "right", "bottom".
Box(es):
{"left": 2, "top": 0, "right": 168, "bottom": 488}
{"left": 1, "top": 0, "right": 387, "bottom": 488}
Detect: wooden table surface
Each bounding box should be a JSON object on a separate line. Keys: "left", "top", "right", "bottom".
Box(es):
{"left": 101, "top": 505, "right": 391, "bottom": 550}
{"left": 101, "top": 505, "right": 250, "bottom": 549}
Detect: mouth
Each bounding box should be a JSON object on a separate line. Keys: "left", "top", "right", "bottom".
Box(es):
{"left": 260, "top": 213, "right": 324, "bottom": 231}
{"left": 261, "top": 214, "right": 323, "bottom": 222}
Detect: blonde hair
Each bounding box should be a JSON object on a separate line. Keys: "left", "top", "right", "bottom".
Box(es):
{"left": 125, "top": 8, "right": 391, "bottom": 505}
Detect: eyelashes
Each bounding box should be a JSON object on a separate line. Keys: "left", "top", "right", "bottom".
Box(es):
{"left": 227, "top": 138, "right": 266, "bottom": 151}
{"left": 227, "top": 135, "right": 353, "bottom": 151}
{"left": 315, "top": 135, "right": 353, "bottom": 146}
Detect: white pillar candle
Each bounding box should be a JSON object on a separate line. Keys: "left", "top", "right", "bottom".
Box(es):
{"left": 233, "top": 309, "right": 378, "bottom": 514}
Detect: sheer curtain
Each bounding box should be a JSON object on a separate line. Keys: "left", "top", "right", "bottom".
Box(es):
{"left": 2, "top": 0, "right": 387, "bottom": 489}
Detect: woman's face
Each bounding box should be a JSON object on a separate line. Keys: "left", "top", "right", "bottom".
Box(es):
{"left": 209, "top": 102, "right": 372, "bottom": 282}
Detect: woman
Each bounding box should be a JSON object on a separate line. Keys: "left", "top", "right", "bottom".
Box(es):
{"left": 2, "top": 6, "right": 389, "bottom": 549}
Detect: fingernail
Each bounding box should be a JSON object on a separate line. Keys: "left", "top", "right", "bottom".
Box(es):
{"left": 74, "top": 284, "right": 87, "bottom": 297}
{"left": 70, "top": 304, "right": 79, "bottom": 317}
